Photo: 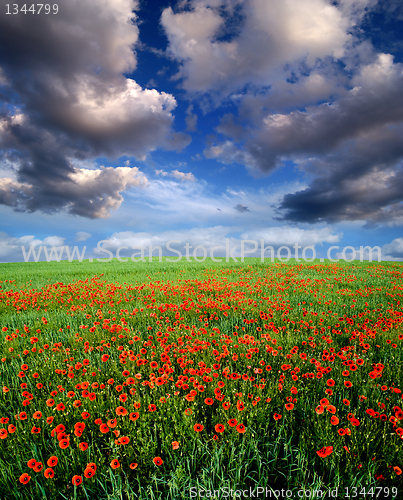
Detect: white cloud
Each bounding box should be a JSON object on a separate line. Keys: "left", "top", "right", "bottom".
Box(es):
{"left": 0, "top": 232, "right": 65, "bottom": 261}
{"left": 75, "top": 231, "right": 92, "bottom": 242}
{"left": 94, "top": 224, "right": 341, "bottom": 259}
{"left": 161, "top": 0, "right": 354, "bottom": 96}
{"left": 0, "top": 166, "right": 148, "bottom": 218}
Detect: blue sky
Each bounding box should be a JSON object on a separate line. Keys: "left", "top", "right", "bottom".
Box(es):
{"left": 0, "top": 0, "right": 403, "bottom": 262}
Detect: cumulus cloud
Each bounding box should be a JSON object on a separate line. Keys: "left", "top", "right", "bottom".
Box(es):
{"left": 0, "top": 232, "right": 65, "bottom": 261}
{"left": 94, "top": 224, "right": 340, "bottom": 258}
{"left": 206, "top": 54, "right": 403, "bottom": 225}
{"left": 0, "top": 0, "right": 189, "bottom": 218}
{"left": 0, "top": 166, "right": 148, "bottom": 218}
{"left": 381, "top": 238, "right": 403, "bottom": 260}
{"left": 161, "top": 0, "right": 355, "bottom": 96}
{"left": 240, "top": 226, "right": 340, "bottom": 246}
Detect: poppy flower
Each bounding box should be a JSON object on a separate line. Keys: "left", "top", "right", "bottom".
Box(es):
{"left": 72, "top": 475, "right": 82, "bottom": 486}
{"left": 107, "top": 419, "right": 117, "bottom": 428}
{"left": 44, "top": 468, "right": 54, "bottom": 479}
{"left": 153, "top": 457, "right": 163, "bottom": 466}
{"left": 130, "top": 463, "right": 138, "bottom": 469}
{"left": 33, "top": 462, "right": 43, "bottom": 472}
{"left": 129, "top": 412, "right": 140, "bottom": 421}
{"left": 394, "top": 466, "right": 402, "bottom": 475}
{"left": 273, "top": 413, "right": 282, "bottom": 420}
{"left": 27, "top": 459, "right": 37, "bottom": 468}
{"left": 0, "top": 429, "right": 7, "bottom": 439}
{"left": 100, "top": 424, "right": 109, "bottom": 434}
{"left": 236, "top": 424, "right": 246, "bottom": 433}
{"left": 31, "top": 426, "right": 41, "bottom": 434}
{"left": 215, "top": 424, "right": 225, "bottom": 433}
{"left": 148, "top": 404, "right": 157, "bottom": 412}
{"left": 115, "top": 406, "right": 128, "bottom": 416}
{"left": 317, "top": 446, "right": 333, "bottom": 458}
{"left": 194, "top": 424, "right": 204, "bottom": 432}
{"left": 236, "top": 401, "right": 245, "bottom": 411}
{"left": 204, "top": 398, "right": 214, "bottom": 405}
{"left": 110, "top": 459, "right": 120, "bottom": 469}
{"left": 79, "top": 442, "right": 89, "bottom": 451}
{"left": 119, "top": 436, "right": 130, "bottom": 445}
{"left": 285, "top": 403, "right": 294, "bottom": 411}
{"left": 33, "top": 411, "right": 42, "bottom": 419}
{"left": 56, "top": 403, "right": 65, "bottom": 411}
{"left": 330, "top": 416, "right": 340, "bottom": 425}
{"left": 19, "top": 473, "right": 31, "bottom": 484}
{"left": 84, "top": 467, "right": 95, "bottom": 478}
{"left": 59, "top": 439, "right": 70, "bottom": 449}
{"left": 47, "top": 456, "right": 58, "bottom": 467}
{"left": 7, "top": 424, "right": 16, "bottom": 433}
{"left": 228, "top": 419, "right": 238, "bottom": 427}
{"left": 172, "top": 441, "right": 180, "bottom": 450}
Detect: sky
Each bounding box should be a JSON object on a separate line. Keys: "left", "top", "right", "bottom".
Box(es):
{"left": 0, "top": 0, "right": 403, "bottom": 263}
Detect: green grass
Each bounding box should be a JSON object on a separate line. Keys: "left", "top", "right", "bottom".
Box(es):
{"left": 0, "top": 258, "right": 402, "bottom": 499}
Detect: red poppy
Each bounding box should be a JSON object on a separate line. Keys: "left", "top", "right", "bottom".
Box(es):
{"left": 317, "top": 446, "right": 333, "bottom": 458}
{"left": 72, "top": 475, "right": 82, "bottom": 486}
{"left": 84, "top": 467, "right": 95, "bottom": 478}
{"left": 331, "top": 416, "right": 339, "bottom": 425}
{"left": 19, "top": 473, "right": 31, "bottom": 484}
{"left": 194, "top": 423, "right": 204, "bottom": 432}
{"left": 172, "top": 441, "right": 180, "bottom": 450}
{"left": 204, "top": 398, "right": 214, "bottom": 405}
{"left": 33, "top": 462, "right": 43, "bottom": 472}
{"left": 273, "top": 413, "right": 282, "bottom": 420}
{"left": 100, "top": 424, "right": 109, "bottom": 434}
{"left": 148, "top": 404, "right": 157, "bottom": 412}
{"left": 27, "top": 458, "right": 37, "bottom": 468}
{"left": 44, "top": 468, "right": 54, "bottom": 479}
{"left": 285, "top": 403, "right": 294, "bottom": 411}
{"left": 79, "top": 442, "right": 89, "bottom": 451}
{"left": 47, "top": 456, "right": 58, "bottom": 467}
{"left": 129, "top": 412, "right": 140, "bottom": 421}
{"left": 153, "top": 457, "right": 163, "bottom": 466}
{"left": 110, "top": 459, "right": 120, "bottom": 469}
{"left": 130, "top": 463, "right": 138, "bottom": 469}
{"left": 236, "top": 424, "right": 246, "bottom": 433}
{"left": 228, "top": 418, "right": 238, "bottom": 427}
{"left": 107, "top": 419, "right": 117, "bottom": 428}
{"left": 59, "top": 439, "right": 70, "bottom": 449}
{"left": 0, "top": 429, "right": 7, "bottom": 439}
{"left": 215, "top": 424, "right": 225, "bottom": 433}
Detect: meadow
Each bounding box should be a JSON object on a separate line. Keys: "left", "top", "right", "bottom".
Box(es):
{"left": 0, "top": 258, "right": 402, "bottom": 499}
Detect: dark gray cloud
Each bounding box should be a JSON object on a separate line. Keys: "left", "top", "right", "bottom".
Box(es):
{"left": 234, "top": 203, "right": 249, "bottom": 212}
{"left": 207, "top": 54, "right": 403, "bottom": 225}
{"left": 0, "top": 0, "right": 190, "bottom": 218}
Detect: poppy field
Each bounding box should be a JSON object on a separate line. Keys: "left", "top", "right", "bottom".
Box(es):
{"left": 1, "top": 258, "right": 403, "bottom": 499}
